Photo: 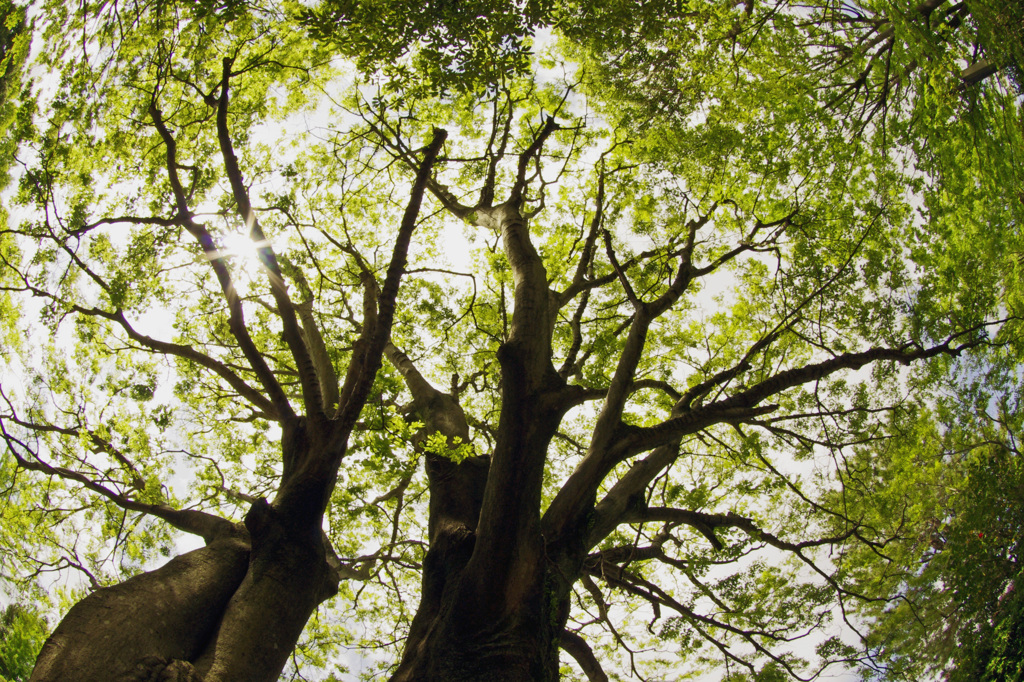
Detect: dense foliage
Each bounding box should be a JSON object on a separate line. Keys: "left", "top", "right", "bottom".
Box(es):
{"left": 0, "top": 0, "right": 1021, "bottom": 680}
{"left": 0, "top": 603, "right": 47, "bottom": 682}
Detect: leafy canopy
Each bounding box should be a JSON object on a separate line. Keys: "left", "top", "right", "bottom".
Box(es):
{"left": 0, "top": 0, "right": 1022, "bottom": 680}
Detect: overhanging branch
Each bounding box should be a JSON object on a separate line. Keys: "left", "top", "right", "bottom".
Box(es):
{"left": 0, "top": 416, "right": 236, "bottom": 543}
{"left": 559, "top": 630, "right": 609, "bottom": 682}
{"left": 615, "top": 331, "right": 993, "bottom": 460}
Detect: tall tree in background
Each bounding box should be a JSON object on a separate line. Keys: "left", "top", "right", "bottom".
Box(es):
{"left": 0, "top": 1, "right": 1021, "bottom": 681}
{"left": 847, "top": 393, "right": 1024, "bottom": 681}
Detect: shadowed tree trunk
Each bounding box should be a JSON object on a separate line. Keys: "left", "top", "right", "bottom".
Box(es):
{"left": 386, "top": 187, "right": 574, "bottom": 681}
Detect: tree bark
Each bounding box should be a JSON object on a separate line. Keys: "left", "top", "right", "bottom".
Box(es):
{"left": 387, "top": 197, "right": 572, "bottom": 681}
{"left": 192, "top": 499, "right": 337, "bottom": 682}
{"left": 30, "top": 535, "right": 250, "bottom": 682}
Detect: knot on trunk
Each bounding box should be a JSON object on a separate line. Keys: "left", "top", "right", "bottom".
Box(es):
{"left": 116, "top": 657, "right": 203, "bottom": 682}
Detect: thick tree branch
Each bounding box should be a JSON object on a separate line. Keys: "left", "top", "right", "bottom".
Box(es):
{"left": 331, "top": 128, "right": 448, "bottom": 449}
{"left": 510, "top": 116, "right": 559, "bottom": 207}
{"left": 616, "top": 334, "right": 988, "bottom": 460}
{"left": 559, "top": 630, "right": 609, "bottom": 682}
{"left": 619, "top": 506, "right": 867, "bottom": 554}
{"left": 587, "top": 442, "right": 680, "bottom": 548}
{"left": 566, "top": 327, "right": 994, "bottom": 551}
{"left": 384, "top": 343, "right": 451, "bottom": 409}
{"left": 543, "top": 210, "right": 712, "bottom": 546}
{"left": 0, "top": 417, "right": 236, "bottom": 543}
{"left": 297, "top": 299, "right": 340, "bottom": 414}
{"left": 383, "top": 342, "right": 486, "bottom": 547}
{"left": 619, "top": 507, "right": 727, "bottom": 550}
{"left": 459, "top": 118, "right": 573, "bottom": 620}
{"left": 336, "top": 272, "right": 379, "bottom": 423}
{"left": 960, "top": 58, "right": 997, "bottom": 87}
{"left": 557, "top": 288, "right": 591, "bottom": 380}
{"left": 279, "top": 256, "right": 341, "bottom": 415}
{"left": 105, "top": 307, "right": 277, "bottom": 418}
{"left": 558, "top": 271, "right": 620, "bottom": 311}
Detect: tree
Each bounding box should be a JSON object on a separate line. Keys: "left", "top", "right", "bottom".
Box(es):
{"left": 836, "top": 353, "right": 1024, "bottom": 681}
{"left": 0, "top": 1, "right": 1021, "bottom": 681}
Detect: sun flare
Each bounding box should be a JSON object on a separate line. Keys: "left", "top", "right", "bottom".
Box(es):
{"left": 218, "top": 231, "right": 269, "bottom": 268}
{"left": 220, "top": 231, "right": 256, "bottom": 261}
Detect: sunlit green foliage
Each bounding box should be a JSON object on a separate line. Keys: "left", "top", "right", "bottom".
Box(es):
{"left": 845, "top": 356, "right": 1024, "bottom": 680}
{"left": 0, "top": 0, "right": 1021, "bottom": 680}
{"left": 0, "top": 602, "right": 47, "bottom": 682}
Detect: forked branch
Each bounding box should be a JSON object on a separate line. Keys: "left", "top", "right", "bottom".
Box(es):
{"left": 149, "top": 102, "right": 294, "bottom": 421}
{"left": 214, "top": 57, "right": 324, "bottom": 422}
{"left": 613, "top": 331, "right": 994, "bottom": 461}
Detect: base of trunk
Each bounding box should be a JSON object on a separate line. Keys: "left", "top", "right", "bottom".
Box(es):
{"left": 391, "top": 623, "right": 558, "bottom": 682}
{"left": 390, "top": 576, "right": 560, "bottom": 682}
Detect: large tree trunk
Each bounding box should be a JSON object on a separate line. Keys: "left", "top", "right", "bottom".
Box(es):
{"left": 29, "top": 534, "right": 250, "bottom": 682}
{"left": 388, "top": 430, "right": 569, "bottom": 681}
{"left": 191, "top": 498, "right": 337, "bottom": 682}
{"left": 386, "top": 170, "right": 578, "bottom": 679}
{"left": 30, "top": 426, "right": 342, "bottom": 682}
{"left": 388, "top": 448, "right": 568, "bottom": 682}
{"left": 389, "top": 568, "right": 564, "bottom": 682}
{"left": 29, "top": 509, "right": 338, "bottom": 682}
